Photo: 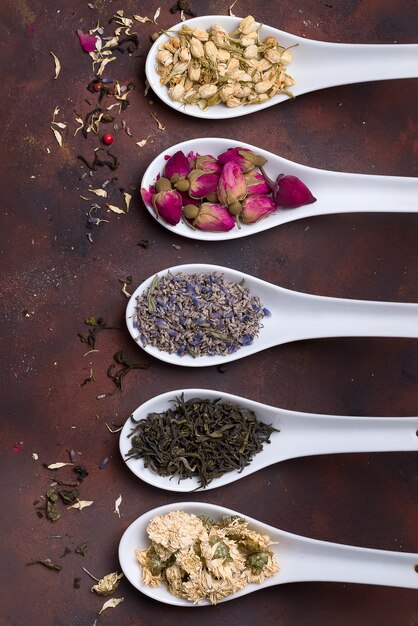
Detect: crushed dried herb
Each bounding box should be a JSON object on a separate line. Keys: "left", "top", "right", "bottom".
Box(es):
{"left": 107, "top": 351, "right": 150, "bottom": 392}
{"left": 46, "top": 488, "right": 60, "bottom": 522}
{"left": 170, "top": 0, "right": 196, "bottom": 16}
{"left": 75, "top": 542, "right": 88, "bottom": 556}
{"left": 27, "top": 559, "right": 62, "bottom": 571}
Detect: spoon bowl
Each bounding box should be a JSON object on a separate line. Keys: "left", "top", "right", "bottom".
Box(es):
{"left": 145, "top": 15, "right": 418, "bottom": 120}
{"left": 119, "top": 501, "right": 418, "bottom": 606}
{"left": 141, "top": 138, "right": 418, "bottom": 241}
{"left": 120, "top": 388, "right": 418, "bottom": 492}
{"left": 126, "top": 263, "right": 418, "bottom": 367}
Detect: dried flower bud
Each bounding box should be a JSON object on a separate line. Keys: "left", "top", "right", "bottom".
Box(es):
{"left": 188, "top": 62, "right": 201, "bottom": 81}
{"left": 152, "top": 189, "right": 183, "bottom": 225}
{"left": 218, "top": 147, "right": 266, "bottom": 173}
{"left": 239, "top": 15, "right": 256, "bottom": 35}
{"left": 217, "top": 48, "right": 231, "bottom": 62}
{"left": 264, "top": 36, "right": 277, "bottom": 46}
{"left": 169, "top": 37, "right": 180, "bottom": 49}
{"left": 281, "top": 50, "right": 293, "bottom": 64}
{"left": 225, "top": 58, "right": 240, "bottom": 75}
{"left": 206, "top": 192, "right": 219, "bottom": 202}
{"left": 240, "top": 35, "right": 257, "bottom": 47}
{"left": 168, "top": 82, "right": 185, "bottom": 101}
{"left": 155, "top": 177, "right": 172, "bottom": 193}
{"left": 273, "top": 175, "right": 317, "bottom": 208}
{"left": 254, "top": 81, "right": 274, "bottom": 94}
{"left": 264, "top": 48, "right": 282, "bottom": 64}
{"left": 189, "top": 169, "right": 219, "bottom": 199}
{"left": 243, "top": 44, "right": 258, "bottom": 59}
{"left": 190, "top": 37, "right": 205, "bottom": 59}
{"left": 195, "top": 155, "right": 222, "bottom": 175}
{"left": 165, "top": 151, "right": 192, "bottom": 179}
{"left": 194, "top": 203, "right": 235, "bottom": 232}
{"left": 217, "top": 161, "right": 247, "bottom": 205}
{"left": 156, "top": 50, "right": 174, "bottom": 66}
{"left": 183, "top": 204, "right": 200, "bottom": 219}
{"left": 228, "top": 201, "right": 242, "bottom": 216}
{"left": 150, "top": 32, "right": 160, "bottom": 42}
{"left": 241, "top": 195, "right": 276, "bottom": 223}
{"left": 175, "top": 178, "right": 190, "bottom": 192}
{"left": 178, "top": 46, "right": 191, "bottom": 62}
{"left": 192, "top": 28, "right": 209, "bottom": 41}
{"left": 226, "top": 97, "right": 241, "bottom": 108}
{"left": 210, "top": 24, "right": 229, "bottom": 46}
{"left": 245, "top": 170, "right": 270, "bottom": 195}
{"left": 204, "top": 40, "right": 218, "bottom": 60}
{"left": 219, "top": 85, "right": 235, "bottom": 102}
{"left": 234, "top": 85, "right": 251, "bottom": 98}
{"left": 198, "top": 84, "right": 218, "bottom": 99}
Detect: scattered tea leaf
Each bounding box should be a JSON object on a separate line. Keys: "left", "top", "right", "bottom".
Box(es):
{"left": 74, "top": 576, "right": 81, "bottom": 588}
{"left": 51, "top": 127, "right": 63, "bottom": 147}
{"left": 114, "top": 494, "right": 122, "bottom": 518}
{"left": 68, "top": 499, "right": 94, "bottom": 510}
{"left": 75, "top": 542, "right": 88, "bottom": 556}
{"left": 47, "top": 462, "right": 74, "bottom": 470}
{"left": 27, "top": 559, "right": 62, "bottom": 571}
{"left": 149, "top": 110, "right": 165, "bottom": 130}
{"left": 46, "top": 488, "right": 60, "bottom": 522}
{"left": 60, "top": 546, "right": 71, "bottom": 558}
{"left": 99, "top": 597, "right": 124, "bottom": 614}
{"left": 107, "top": 351, "right": 150, "bottom": 392}
{"left": 107, "top": 204, "right": 124, "bottom": 214}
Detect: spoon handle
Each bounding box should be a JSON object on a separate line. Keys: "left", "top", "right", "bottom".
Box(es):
{"left": 274, "top": 288, "right": 418, "bottom": 345}
{"left": 298, "top": 42, "right": 418, "bottom": 93}
{"left": 279, "top": 532, "right": 418, "bottom": 589}
{"left": 279, "top": 412, "right": 418, "bottom": 461}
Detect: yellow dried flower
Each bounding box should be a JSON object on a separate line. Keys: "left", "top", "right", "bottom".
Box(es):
{"left": 254, "top": 81, "right": 273, "bottom": 93}
{"left": 264, "top": 48, "right": 282, "bottom": 64}
{"left": 281, "top": 50, "right": 293, "bottom": 64}
{"left": 243, "top": 44, "right": 258, "bottom": 59}
{"left": 188, "top": 62, "right": 201, "bottom": 81}
{"left": 226, "top": 97, "right": 241, "bottom": 107}
{"left": 239, "top": 15, "right": 256, "bottom": 35}
{"left": 178, "top": 46, "right": 191, "bottom": 62}
{"left": 198, "top": 84, "right": 218, "bottom": 98}
{"left": 217, "top": 48, "right": 231, "bottom": 62}
{"left": 204, "top": 40, "right": 218, "bottom": 60}
{"left": 156, "top": 50, "right": 173, "bottom": 66}
{"left": 192, "top": 28, "right": 209, "bottom": 41}
{"left": 190, "top": 37, "right": 205, "bottom": 59}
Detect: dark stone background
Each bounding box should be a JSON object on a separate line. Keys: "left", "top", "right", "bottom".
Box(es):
{"left": 0, "top": 0, "right": 417, "bottom": 624}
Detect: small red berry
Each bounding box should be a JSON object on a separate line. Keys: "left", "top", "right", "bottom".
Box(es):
{"left": 102, "top": 133, "right": 114, "bottom": 145}
{"left": 92, "top": 81, "right": 102, "bottom": 91}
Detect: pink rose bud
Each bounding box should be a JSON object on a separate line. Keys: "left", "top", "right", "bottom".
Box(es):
{"left": 241, "top": 195, "right": 276, "bottom": 224}
{"left": 217, "top": 147, "right": 266, "bottom": 173}
{"left": 194, "top": 203, "right": 235, "bottom": 232}
{"left": 77, "top": 30, "right": 99, "bottom": 52}
{"left": 273, "top": 174, "right": 317, "bottom": 208}
{"left": 188, "top": 170, "right": 219, "bottom": 199}
{"left": 152, "top": 189, "right": 183, "bottom": 225}
{"left": 217, "top": 161, "right": 247, "bottom": 205}
{"left": 245, "top": 170, "right": 270, "bottom": 196}
{"left": 195, "top": 154, "right": 223, "bottom": 176}
{"left": 165, "top": 150, "right": 192, "bottom": 180}
{"left": 140, "top": 185, "right": 156, "bottom": 206}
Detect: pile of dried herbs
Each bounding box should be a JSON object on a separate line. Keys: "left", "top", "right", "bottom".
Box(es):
{"left": 126, "top": 395, "right": 278, "bottom": 488}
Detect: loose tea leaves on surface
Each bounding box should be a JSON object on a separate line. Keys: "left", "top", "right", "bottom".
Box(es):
{"left": 133, "top": 271, "right": 268, "bottom": 357}
{"left": 126, "top": 395, "right": 278, "bottom": 488}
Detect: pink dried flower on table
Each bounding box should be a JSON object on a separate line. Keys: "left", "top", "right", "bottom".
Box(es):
{"left": 241, "top": 195, "right": 276, "bottom": 224}
{"left": 194, "top": 203, "right": 235, "bottom": 231}
{"left": 273, "top": 174, "right": 317, "bottom": 208}
{"left": 77, "top": 30, "right": 99, "bottom": 53}
{"left": 152, "top": 189, "right": 183, "bottom": 225}
{"left": 217, "top": 161, "right": 247, "bottom": 205}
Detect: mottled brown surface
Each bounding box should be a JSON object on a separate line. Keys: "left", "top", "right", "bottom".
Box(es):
{"left": 0, "top": 0, "right": 417, "bottom": 624}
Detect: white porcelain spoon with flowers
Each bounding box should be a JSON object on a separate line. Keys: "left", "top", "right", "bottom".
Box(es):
{"left": 140, "top": 138, "right": 418, "bottom": 241}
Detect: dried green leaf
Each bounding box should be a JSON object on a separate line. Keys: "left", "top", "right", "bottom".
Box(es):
{"left": 50, "top": 51, "right": 61, "bottom": 79}
{"left": 99, "top": 597, "right": 124, "bottom": 614}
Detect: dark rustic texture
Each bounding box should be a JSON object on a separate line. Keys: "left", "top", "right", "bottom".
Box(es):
{"left": 0, "top": 1, "right": 417, "bottom": 625}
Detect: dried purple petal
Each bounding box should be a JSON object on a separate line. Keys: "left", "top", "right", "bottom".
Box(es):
{"left": 99, "top": 457, "right": 109, "bottom": 469}
{"left": 273, "top": 174, "right": 317, "bottom": 209}
{"left": 77, "top": 30, "right": 99, "bottom": 53}
{"left": 241, "top": 195, "right": 276, "bottom": 224}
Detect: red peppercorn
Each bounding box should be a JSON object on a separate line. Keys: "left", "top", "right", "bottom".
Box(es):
{"left": 102, "top": 133, "right": 114, "bottom": 145}
{"left": 92, "top": 81, "right": 102, "bottom": 91}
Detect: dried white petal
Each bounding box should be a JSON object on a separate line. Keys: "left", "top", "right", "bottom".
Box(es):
{"left": 49, "top": 51, "right": 61, "bottom": 79}
{"left": 68, "top": 500, "right": 94, "bottom": 510}
{"left": 89, "top": 188, "right": 108, "bottom": 197}
{"left": 134, "top": 14, "right": 153, "bottom": 23}
{"left": 47, "top": 462, "right": 73, "bottom": 470}
{"left": 153, "top": 7, "right": 161, "bottom": 23}
{"left": 136, "top": 136, "right": 151, "bottom": 148}
{"left": 123, "top": 193, "right": 132, "bottom": 211}
{"left": 51, "top": 127, "right": 63, "bottom": 146}
{"left": 150, "top": 110, "right": 166, "bottom": 131}
{"left": 107, "top": 204, "right": 125, "bottom": 214}
{"left": 99, "top": 597, "right": 124, "bottom": 614}
{"left": 229, "top": 0, "right": 238, "bottom": 16}
{"left": 114, "top": 494, "right": 122, "bottom": 517}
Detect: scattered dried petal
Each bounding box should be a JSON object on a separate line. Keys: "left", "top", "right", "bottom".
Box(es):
{"left": 149, "top": 110, "right": 165, "bottom": 130}
{"left": 77, "top": 29, "right": 98, "bottom": 53}
{"left": 89, "top": 188, "right": 108, "bottom": 197}
{"left": 51, "top": 127, "right": 63, "bottom": 147}
{"left": 153, "top": 7, "right": 161, "bottom": 23}
{"left": 105, "top": 422, "right": 123, "bottom": 433}
{"left": 49, "top": 51, "right": 61, "bottom": 79}
{"left": 47, "top": 462, "right": 73, "bottom": 470}
{"left": 136, "top": 136, "right": 151, "bottom": 148}
{"left": 107, "top": 204, "right": 125, "bottom": 214}
{"left": 134, "top": 14, "right": 153, "bottom": 23}
{"left": 68, "top": 500, "right": 94, "bottom": 510}
{"left": 229, "top": 0, "right": 238, "bottom": 16}
{"left": 92, "top": 572, "right": 123, "bottom": 596}
{"left": 99, "top": 597, "right": 124, "bottom": 614}
{"left": 32, "top": 453, "right": 39, "bottom": 460}
{"left": 123, "top": 192, "right": 132, "bottom": 211}
{"left": 114, "top": 494, "right": 122, "bottom": 517}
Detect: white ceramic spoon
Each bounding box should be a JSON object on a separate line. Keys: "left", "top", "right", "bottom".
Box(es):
{"left": 119, "top": 388, "right": 418, "bottom": 492}
{"left": 126, "top": 263, "right": 418, "bottom": 368}
{"left": 118, "top": 501, "right": 418, "bottom": 606}
{"left": 145, "top": 15, "right": 418, "bottom": 120}
{"left": 141, "top": 138, "right": 418, "bottom": 241}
